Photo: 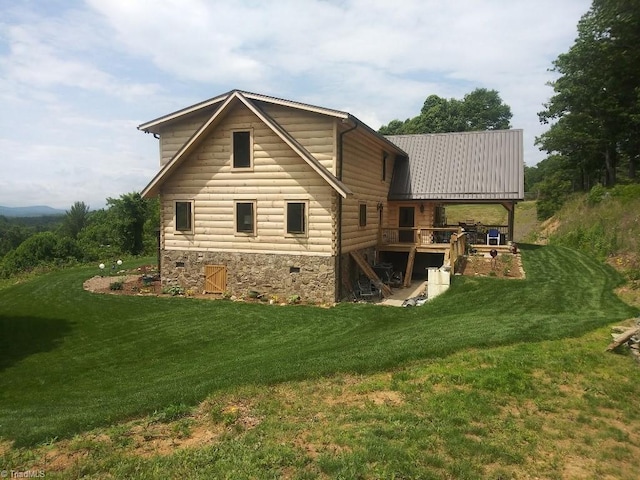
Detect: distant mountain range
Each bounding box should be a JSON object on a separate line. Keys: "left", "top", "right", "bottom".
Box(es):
{"left": 0, "top": 205, "right": 66, "bottom": 217}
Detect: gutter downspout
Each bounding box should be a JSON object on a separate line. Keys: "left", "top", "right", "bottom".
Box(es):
{"left": 336, "top": 118, "right": 358, "bottom": 301}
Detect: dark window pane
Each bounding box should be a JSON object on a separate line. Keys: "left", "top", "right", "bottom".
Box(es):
{"left": 236, "top": 202, "right": 254, "bottom": 233}
{"left": 359, "top": 204, "right": 367, "bottom": 227}
{"left": 382, "top": 153, "right": 387, "bottom": 181}
{"left": 233, "top": 131, "right": 251, "bottom": 168}
{"left": 176, "top": 202, "right": 192, "bottom": 231}
{"left": 287, "top": 202, "right": 305, "bottom": 233}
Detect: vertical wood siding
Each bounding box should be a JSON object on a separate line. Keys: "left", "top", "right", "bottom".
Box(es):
{"left": 160, "top": 103, "right": 337, "bottom": 255}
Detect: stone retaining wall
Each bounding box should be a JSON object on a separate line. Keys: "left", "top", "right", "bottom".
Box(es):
{"left": 161, "top": 250, "right": 336, "bottom": 304}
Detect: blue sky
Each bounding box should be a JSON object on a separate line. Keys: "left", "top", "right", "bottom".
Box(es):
{"left": 0, "top": 0, "right": 591, "bottom": 209}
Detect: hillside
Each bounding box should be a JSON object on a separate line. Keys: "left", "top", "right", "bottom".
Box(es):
{"left": 531, "top": 185, "right": 640, "bottom": 307}
{"left": 0, "top": 205, "right": 66, "bottom": 217}
{"left": 448, "top": 191, "right": 640, "bottom": 308}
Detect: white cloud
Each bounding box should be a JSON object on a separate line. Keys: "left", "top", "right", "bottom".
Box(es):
{"left": 0, "top": 0, "right": 591, "bottom": 208}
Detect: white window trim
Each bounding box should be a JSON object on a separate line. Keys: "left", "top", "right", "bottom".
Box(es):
{"left": 230, "top": 128, "right": 254, "bottom": 171}
{"left": 174, "top": 200, "right": 194, "bottom": 234}
{"left": 234, "top": 200, "right": 257, "bottom": 236}
{"left": 285, "top": 200, "right": 309, "bottom": 238}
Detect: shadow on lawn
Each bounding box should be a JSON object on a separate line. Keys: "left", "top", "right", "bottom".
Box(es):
{"left": 0, "top": 315, "right": 72, "bottom": 371}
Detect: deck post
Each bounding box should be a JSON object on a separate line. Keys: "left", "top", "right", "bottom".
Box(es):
{"left": 507, "top": 202, "right": 515, "bottom": 242}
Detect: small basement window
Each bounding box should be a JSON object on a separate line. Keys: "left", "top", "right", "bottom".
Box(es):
{"left": 175, "top": 201, "right": 193, "bottom": 232}
{"left": 232, "top": 130, "right": 252, "bottom": 168}
{"left": 289, "top": 266, "right": 301, "bottom": 273}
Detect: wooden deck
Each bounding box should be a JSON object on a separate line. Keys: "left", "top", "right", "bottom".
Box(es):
{"left": 363, "top": 227, "right": 513, "bottom": 292}
{"left": 379, "top": 243, "right": 450, "bottom": 253}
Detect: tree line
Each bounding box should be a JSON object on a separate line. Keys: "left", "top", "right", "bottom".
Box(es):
{"left": 0, "top": 193, "right": 159, "bottom": 278}
{"left": 379, "top": 0, "right": 639, "bottom": 220}
{"left": 531, "top": 0, "right": 640, "bottom": 218}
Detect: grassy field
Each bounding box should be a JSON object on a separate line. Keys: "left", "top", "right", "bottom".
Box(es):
{"left": 444, "top": 201, "right": 539, "bottom": 242}
{"left": 1, "top": 244, "right": 639, "bottom": 478}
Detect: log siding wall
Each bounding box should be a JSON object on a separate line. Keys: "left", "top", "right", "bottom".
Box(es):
{"left": 340, "top": 128, "right": 394, "bottom": 253}
{"left": 159, "top": 103, "right": 337, "bottom": 256}
{"left": 159, "top": 110, "right": 215, "bottom": 166}
{"left": 386, "top": 202, "right": 435, "bottom": 231}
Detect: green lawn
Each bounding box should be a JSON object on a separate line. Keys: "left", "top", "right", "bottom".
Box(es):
{"left": 0, "top": 244, "right": 636, "bottom": 447}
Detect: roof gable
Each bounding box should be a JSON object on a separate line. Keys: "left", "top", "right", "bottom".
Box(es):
{"left": 138, "top": 90, "right": 350, "bottom": 135}
{"left": 387, "top": 130, "right": 524, "bottom": 201}
{"left": 141, "top": 91, "right": 353, "bottom": 198}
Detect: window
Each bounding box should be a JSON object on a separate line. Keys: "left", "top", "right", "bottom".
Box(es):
{"left": 382, "top": 152, "right": 388, "bottom": 181}
{"left": 232, "top": 130, "right": 252, "bottom": 168}
{"left": 175, "top": 201, "right": 193, "bottom": 232}
{"left": 235, "top": 201, "right": 255, "bottom": 234}
{"left": 359, "top": 203, "right": 367, "bottom": 227}
{"left": 286, "top": 202, "right": 306, "bottom": 234}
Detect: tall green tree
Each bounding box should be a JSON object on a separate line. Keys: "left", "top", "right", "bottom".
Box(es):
{"left": 62, "top": 201, "right": 90, "bottom": 239}
{"left": 107, "top": 192, "right": 148, "bottom": 256}
{"left": 379, "top": 88, "right": 512, "bottom": 135}
{"left": 537, "top": 0, "right": 640, "bottom": 187}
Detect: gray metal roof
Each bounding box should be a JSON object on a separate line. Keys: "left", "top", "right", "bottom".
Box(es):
{"left": 386, "top": 129, "right": 524, "bottom": 201}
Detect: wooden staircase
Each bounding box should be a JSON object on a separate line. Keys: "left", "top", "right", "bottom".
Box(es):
{"left": 403, "top": 247, "right": 416, "bottom": 287}
{"left": 350, "top": 251, "right": 393, "bottom": 297}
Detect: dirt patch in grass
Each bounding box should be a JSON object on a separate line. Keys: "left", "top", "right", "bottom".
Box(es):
{"left": 532, "top": 216, "right": 561, "bottom": 245}
{"left": 26, "top": 401, "right": 263, "bottom": 472}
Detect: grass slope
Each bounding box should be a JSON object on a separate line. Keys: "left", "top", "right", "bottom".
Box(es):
{"left": 0, "top": 245, "right": 636, "bottom": 446}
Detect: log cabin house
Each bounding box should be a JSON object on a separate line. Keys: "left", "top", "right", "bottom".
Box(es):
{"left": 140, "top": 90, "right": 524, "bottom": 304}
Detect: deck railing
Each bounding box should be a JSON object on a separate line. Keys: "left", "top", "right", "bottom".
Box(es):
{"left": 380, "top": 227, "right": 463, "bottom": 246}
{"left": 447, "top": 232, "right": 467, "bottom": 273}
{"left": 450, "top": 224, "right": 509, "bottom": 245}
{"left": 380, "top": 225, "right": 511, "bottom": 246}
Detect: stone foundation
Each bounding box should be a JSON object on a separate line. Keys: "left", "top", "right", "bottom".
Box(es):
{"left": 161, "top": 250, "right": 337, "bottom": 304}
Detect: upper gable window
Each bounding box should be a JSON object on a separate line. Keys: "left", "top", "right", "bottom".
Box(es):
{"left": 232, "top": 130, "right": 252, "bottom": 169}
{"left": 175, "top": 201, "right": 193, "bottom": 233}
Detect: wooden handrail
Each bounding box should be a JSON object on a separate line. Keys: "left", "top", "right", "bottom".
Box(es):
{"left": 380, "top": 226, "right": 462, "bottom": 245}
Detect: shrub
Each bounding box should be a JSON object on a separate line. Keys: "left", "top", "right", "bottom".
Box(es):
{"left": 288, "top": 294, "right": 301, "bottom": 304}
{"left": 587, "top": 184, "right": 607, "bottom": 205}
{"left": 109, "top": 281, "right": 124, "bottom": 291}
{"left": 162, "top": 285, "right": 184, "bottom": 296}
{"left": 0, "top": 232, "right": 62, "bottom": 277}
{"left": 610, "top": 183, "right": 640, "bottom": 203}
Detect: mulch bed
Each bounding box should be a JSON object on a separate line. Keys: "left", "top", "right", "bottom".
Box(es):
{"left": 83, "top": 265, "right": 163, "bottom": 296}
{"left": 458, "top": 253, "right": 524, "bottom": 279}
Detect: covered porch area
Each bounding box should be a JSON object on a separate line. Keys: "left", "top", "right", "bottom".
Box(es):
{"left": 376, "top": 200, "right": 516, "bottom": 288}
